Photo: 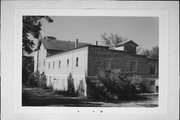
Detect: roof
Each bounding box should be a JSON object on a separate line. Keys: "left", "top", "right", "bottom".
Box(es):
{"left": 115, "top": 40, "right": 139, "bottom": 47}
{"left": 39, "top": 38, "right": 91, "bottom": 51}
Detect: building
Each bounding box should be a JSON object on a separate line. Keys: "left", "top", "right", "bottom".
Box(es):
{"left": 34, "top": 37, "right": 158, "bottom": 96}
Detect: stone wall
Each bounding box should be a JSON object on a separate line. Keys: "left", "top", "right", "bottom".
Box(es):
{"left": 87, "top": 45, "right": 158, "bottom": 76}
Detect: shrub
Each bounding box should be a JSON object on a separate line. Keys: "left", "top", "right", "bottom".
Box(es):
{"left": 76, "top": 80, "right": 85, "bottom": 97}
{"left": 67, "top": 73, "right": 76, "bottom": 96}
{"left": 127, "top": 75, "right": 144, "bottom": 93}
{"left": 39, "top": 73, "right": 47, "bottom": 89}
{"left": 22, "top": 56, "right": 34, "bottom": 84}
{"left": 27, "top": 71, "right": 40, "bottom": 87}
{"left": 87, "top": 69, "right": 146, "bottom": 100}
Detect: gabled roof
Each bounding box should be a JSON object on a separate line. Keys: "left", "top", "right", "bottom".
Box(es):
{"left": 38, "top": 38, "right": 91, "bottom": 51}
{"left": 115, "top": 40, "right": 139, "bottom": 47}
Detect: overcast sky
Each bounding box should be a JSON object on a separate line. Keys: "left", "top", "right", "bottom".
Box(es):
{"left": 41, "top": 16, "right": 159, "bottom": 50}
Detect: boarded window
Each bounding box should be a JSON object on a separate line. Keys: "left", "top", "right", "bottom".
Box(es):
{"left": 150, "top": 65, "right": 155, "bottom": 74}
{"left": 150, "top": 81, "right": 155, "bottom": 85}
{"left": 76, "top": 57, "right": 78, "bottom": 67}
{"left": 130, "top": 61, "right": 136, "bottom": 72}
{"left": 105, "top": 59, "right": 111, "bottom": 70}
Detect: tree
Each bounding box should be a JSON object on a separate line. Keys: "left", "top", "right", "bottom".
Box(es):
{"left": 149, "top": 46, "right": 159, "bottom": 58}
{"left": 139, "top": 46, "right": 159, "bottom": 58}
{"left": 101, "top": 33, "right": 128, "bottom": 49}
{"left": 22, "top": 56, "right": 34, "bottom": 84}
{"left": 22, "top": 16, "right": 53, "bottom": 84}
{"left": 22, "top": 16, "right": 53, "bottom": 55}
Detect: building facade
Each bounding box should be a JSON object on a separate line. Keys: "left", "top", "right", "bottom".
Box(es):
{"left": 34, "top": 38, "right": 158, "bottom": 96}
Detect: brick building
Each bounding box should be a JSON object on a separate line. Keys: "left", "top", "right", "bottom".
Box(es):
{"left": 34, "top": 37, "right": 158, "bottom": 96}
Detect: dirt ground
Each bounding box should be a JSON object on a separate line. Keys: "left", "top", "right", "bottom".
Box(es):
{"left": 22, "top": 85, "right": 158, "bottom": 107}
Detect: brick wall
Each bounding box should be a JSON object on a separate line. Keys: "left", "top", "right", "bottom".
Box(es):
{"left": 87, "top": 45, "right": 158, "bottom": 76}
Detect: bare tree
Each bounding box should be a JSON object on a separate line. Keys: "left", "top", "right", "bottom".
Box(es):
{"left": 101, "top": 33, "right": 128, "bottom": 49}
{"left": 149, "top": 46, "right": 159, "bottom": 58}
{"left": 22, "top": 16, "right": 53, "bottom": 83}
{"left": 139, "top": 46, "right": 159, "bottom": 58}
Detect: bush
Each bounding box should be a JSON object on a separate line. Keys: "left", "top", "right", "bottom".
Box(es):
{"left": 27, "top": 71, "right": 40, "bottom": 87}
{"left": 99, "top": 69, "right": 129, "bottom": 99}
{"left": 67, "top": 73, "right": 76, "bottom": 96}
{"left": 127, "top": 75, "right": 144, "bottom": 93}
{"left": 22, "top": 56, "right": 34, "bottom": 84}
{"left": 76, "top": 80, "right": 85, "bottom": 97}
{"left": 87, "top": 69, "right": 145, "bottom": 100}
{"left": 86, "top": 78, "right": 109, "bottom": 99}
{"left": 39, "top": 73, "right": 47, "bottom": 89}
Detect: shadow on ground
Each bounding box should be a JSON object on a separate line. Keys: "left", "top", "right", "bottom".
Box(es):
{"left": 22, "top": 85, "right": 158, "bottom": 107}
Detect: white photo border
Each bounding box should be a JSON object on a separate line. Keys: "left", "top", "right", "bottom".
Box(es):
{"left": 1, "top": 1, "right": 179, "bottom": 120}
{"left": 14, "top": 9, "right": 167, "bottom": 114}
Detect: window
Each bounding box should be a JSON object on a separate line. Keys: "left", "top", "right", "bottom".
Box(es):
{"left": 130, "top": 61, "right": 136, "bottom": 72}
{"left": 67, "top": 59, "right": 69, "bottom": 67}
{"left": 150, "top": 80, "right": 155, "bottom": 85}
{"left": 105, "top": 59, "right": 111, "bottom": 70}
{"left": 150, "top": 65, "right": 155, "bottom": 74}
{"left": 76, "top": 57, "right": 79, "bottom": 67}
{"left": 59, "top": 60, "right": 61, "bottom": 68}
{"left": 53, "top": 61, "right": 55, "bottom": 69}
{"left": 48, "top": 62, "right": 50, "bottom": 69}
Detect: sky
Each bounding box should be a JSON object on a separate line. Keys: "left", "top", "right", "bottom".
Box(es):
{"left": 41, "top": 16, "right": 159, "bottom": 50}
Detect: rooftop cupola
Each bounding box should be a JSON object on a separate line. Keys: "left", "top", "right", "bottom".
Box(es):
{"left": 115, "top": 40, "right": 139, "bottom": 54}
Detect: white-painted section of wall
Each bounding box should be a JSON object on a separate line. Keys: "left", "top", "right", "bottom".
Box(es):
{"left": 115, "top": 46, "right": 124, "bottom": 51}
{"left": 44, "top": 46, "right": 88, "bottom": 96}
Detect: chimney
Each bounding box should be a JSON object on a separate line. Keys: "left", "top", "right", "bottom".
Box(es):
{"left": 96, "top": 41, "right": 98, "bottom": 46}
{"left": 75, "top": 38, "right": 79, "bottom": 48}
